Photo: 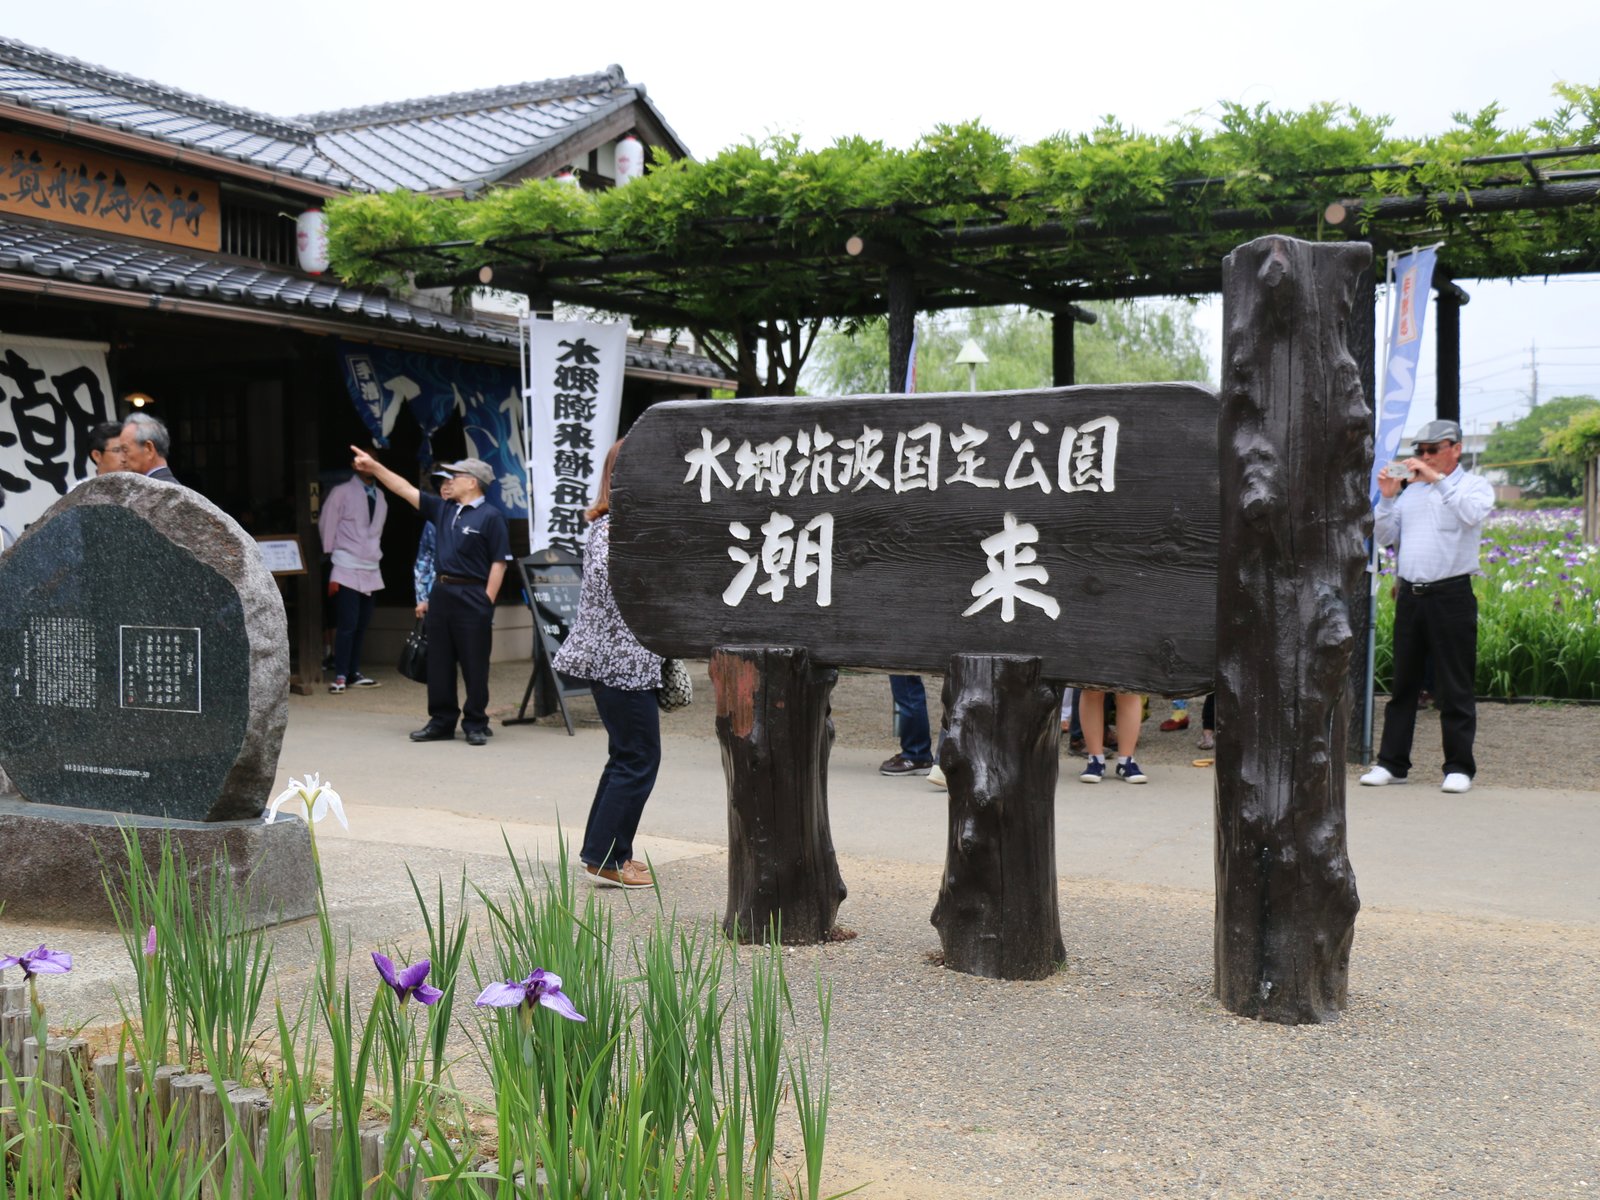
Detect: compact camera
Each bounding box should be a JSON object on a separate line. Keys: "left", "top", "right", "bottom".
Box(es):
{"left": 1383, "top": 462, "right": 1414, "bottom": 481}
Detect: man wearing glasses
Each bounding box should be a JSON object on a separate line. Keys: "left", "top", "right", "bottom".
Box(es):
{"left": 1362, "top": 420, "right": 1495, "bottom": 793}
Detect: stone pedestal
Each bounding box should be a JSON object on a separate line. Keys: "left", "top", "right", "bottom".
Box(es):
{"left": 0, "top": 795, "right": 315, "bottom": 929}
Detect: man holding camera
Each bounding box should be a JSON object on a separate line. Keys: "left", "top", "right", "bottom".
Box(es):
{"left": 1362, "top": 420, "right": 1495, "bottom": 794}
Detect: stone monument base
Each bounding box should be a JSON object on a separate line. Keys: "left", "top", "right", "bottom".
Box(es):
{"left": 0, "top": 795, "right": 316, "bottom": 929}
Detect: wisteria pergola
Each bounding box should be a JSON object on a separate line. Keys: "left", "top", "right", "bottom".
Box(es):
{"left": 340, "top": 131, "right": 1600, "bottom": 403}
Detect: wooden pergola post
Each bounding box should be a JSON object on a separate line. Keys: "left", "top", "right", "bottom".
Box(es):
{"left": 887, "top": 265, "right": 918, "bottom": 392}
{"left": 1435, "top": 275, "right": 1468, "bottom": 424}
{"left": 1051, "top": 312, "right": 1075, "bottom": 386}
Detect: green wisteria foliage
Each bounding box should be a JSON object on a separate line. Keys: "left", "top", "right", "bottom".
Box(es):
{"left": 327, "top": 87, "right": 1600, "bottom": 336}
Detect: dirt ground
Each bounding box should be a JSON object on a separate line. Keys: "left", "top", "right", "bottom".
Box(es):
{"left": 338, "top": 656, "right": 1599, "bottom": 784}
{"left": 654, "top": 663, "right": 1600, "bottom": 785}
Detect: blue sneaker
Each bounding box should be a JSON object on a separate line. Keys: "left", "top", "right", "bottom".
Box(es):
{"left": 1079, "top": 758, "right": 1105, "bottom": 784}
{"left": 1116, "top": 759, "right": 1148, "bottom": 784}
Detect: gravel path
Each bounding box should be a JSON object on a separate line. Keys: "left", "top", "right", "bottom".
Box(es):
{"left": 11, "top": 662, "right": 1599, "bottom": 1198}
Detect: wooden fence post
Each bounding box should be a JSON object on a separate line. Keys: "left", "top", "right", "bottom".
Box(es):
{"left": 711, "top": 645, "right": 847, "bottom": 943}
{"left": 1215, "top": 235, "right": 1369, "bottom": 1023}
{"left": 931, "top": 655, "right": 1066, "bottom": 980}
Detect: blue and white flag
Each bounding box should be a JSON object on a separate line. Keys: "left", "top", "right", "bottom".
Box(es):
{"left": 1370, "top": 247, "right": 1438, "bottom": 504}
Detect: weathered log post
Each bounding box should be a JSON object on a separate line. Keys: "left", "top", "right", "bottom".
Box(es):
{"left": 931, "top": 655, "right": 1066, "bottom": 980}
{"left": 1215, "top": 235, "right": 1370, "bottom": 1023}
{"left": 711, "top": 645, "right": 846, "bottom": 943}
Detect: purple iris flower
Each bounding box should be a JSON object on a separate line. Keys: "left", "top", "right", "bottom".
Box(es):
{"left": 0, "top": 945, "right": 73, "bottom": 979}
{"left": 372, "top": 952, "right": 443, "bottom": 1006}
{"left": 144, "top": 926, "right": 158, "bottom": 957}
{"left": 474, "top": 968, "right": 585, "bottom": 1022}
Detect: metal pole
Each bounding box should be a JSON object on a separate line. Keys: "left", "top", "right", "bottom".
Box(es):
{"left": 1360, "top": 251, "right": 1398, "bottom": 765}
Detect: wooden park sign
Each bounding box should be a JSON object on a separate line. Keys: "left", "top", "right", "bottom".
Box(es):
{"left": 610, "top": 382, "right": 1218, "bottom": 694}
{"left": 611, "top": 235, "right": 1369, "bottom": 1024}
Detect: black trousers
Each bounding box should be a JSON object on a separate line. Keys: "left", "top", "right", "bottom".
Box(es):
{"left": 1377, "top": 577, "right": 1478, "bottom": 778}
{"left": 425, "top": 580, "right": 494, "bottom": 734}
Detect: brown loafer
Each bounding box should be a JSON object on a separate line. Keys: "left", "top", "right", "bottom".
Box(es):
{"left": 584, "top": 861, "right": 654, "bottom": 890}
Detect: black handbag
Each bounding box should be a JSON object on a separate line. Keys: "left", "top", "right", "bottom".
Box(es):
{"left": 397, "top": 620, "right": 429, "bottom": 683}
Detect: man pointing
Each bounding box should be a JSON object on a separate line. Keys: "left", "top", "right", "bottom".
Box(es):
{"left": 351, "top": 446, "right": 512, "bottom": 746}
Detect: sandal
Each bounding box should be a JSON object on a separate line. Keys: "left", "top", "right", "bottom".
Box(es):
{"left": 1197, "top": 732, "right": 1215, "bottom": 751}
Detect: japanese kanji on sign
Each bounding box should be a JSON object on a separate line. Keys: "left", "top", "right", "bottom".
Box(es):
{"left": 524, "top": 319, "right": 628, "bottom": 556}
{"left": 610, "top": 382, "right": 1219, "bottom": 694}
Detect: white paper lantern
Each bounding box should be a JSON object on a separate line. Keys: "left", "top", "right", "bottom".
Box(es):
{"left": 554, "top": 169, "right": 581, "bottom": 187}
{"left": 296, "top": 209, "right": 329, "bottom": 275}
{"left": 614, "top": 134, "right": 645, "bottom": 185}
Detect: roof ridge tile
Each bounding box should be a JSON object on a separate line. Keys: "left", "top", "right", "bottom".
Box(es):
{"left": 298, "top": 65, "right": 628, "bottom": 130}
{"left": 0, "top": 34, "right": 315, "bottom": 143}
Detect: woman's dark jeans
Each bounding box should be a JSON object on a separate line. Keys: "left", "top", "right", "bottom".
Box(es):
{"left": 581, "top": 682, "right": 661, "bottom": 870}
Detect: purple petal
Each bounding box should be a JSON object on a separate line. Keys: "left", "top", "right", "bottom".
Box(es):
{"left": 537, "top": 987, "right": 586, "bottom": 1023}
{"left": 474, "top": 981, "right": 527, "bottom": 1008}
{"left": 25, "top": 947, "right": 72, "bottom": 975}
{"left": 397, "top": 960, "right": 432, "bottom": 993}
{"left": 144, "top": 926, "right": 158, "bottom": 956}
{"left": 521, "top": 967, "right": 562, "bottom": 994}
{"left": 413, "top": 983, "right": 444, "bottom": 1006}
{"left": 372, "top": 952, "right": 400, "bottom": 989}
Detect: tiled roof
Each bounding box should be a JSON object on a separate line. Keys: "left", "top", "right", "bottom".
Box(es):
{"left": 0, "top": 37, "right": 354, "bottom": 188}
{"left": 0, "top": 218, "right": 729, "bottom": 380}
{"left": 299, "top": 67, "right": 648, "bottom": 194}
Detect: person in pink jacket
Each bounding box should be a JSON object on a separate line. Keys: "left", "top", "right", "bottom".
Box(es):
{"left": 319, "top": 463, "right": 389, "bottom": 692}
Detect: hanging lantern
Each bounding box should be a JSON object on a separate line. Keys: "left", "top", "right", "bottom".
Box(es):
{"left": 554, "top": 169, "right": 581, "bottom": 187}
{"left": 296, "top": 209, "right": 329, "bottom": 275}
{"left": 614, "top": 134, "right": 645, "bottom": 185}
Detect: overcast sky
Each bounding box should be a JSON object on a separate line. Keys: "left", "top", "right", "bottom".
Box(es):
{"left": 8, "top": 0, "right": 1599, "bottom": 432}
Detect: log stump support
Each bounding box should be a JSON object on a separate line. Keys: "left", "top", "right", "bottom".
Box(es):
{"left": 711, "top": 645, "right": 846, "bottom": 943}
{"left": 931, "top": 654, "right": 1066, "bottom": 980}
{"left": 1215, "top": 235, "right": 1370, "bottom": 1023}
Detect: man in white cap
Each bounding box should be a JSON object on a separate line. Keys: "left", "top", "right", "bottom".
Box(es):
{"left": 1361, "top": 419, "right": 1495, "bottom": 793}
{"left": 350, "top": 448, "right": 512, "bottom": 746}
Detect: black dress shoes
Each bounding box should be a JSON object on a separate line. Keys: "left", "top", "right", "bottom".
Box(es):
{"left": 465, "top": 728, "right": 488, "bottom": 746}
{"left": 410, "top": 725, "right": 455, "bottom": 742}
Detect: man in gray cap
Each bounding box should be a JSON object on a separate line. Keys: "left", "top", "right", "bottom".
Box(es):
{"left": 350, "top": 448, "right": 513, "bottom": 746}
{"left": 1362, "top": 419, "right": 1495, "bottom": 793}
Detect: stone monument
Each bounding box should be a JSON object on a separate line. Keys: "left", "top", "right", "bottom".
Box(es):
{"left": 0, "top": 473, "right": 313, "bottom": 925}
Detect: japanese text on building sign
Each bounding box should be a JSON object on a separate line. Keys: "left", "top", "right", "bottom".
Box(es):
{"left": 1, "top": 133, "right": 221, "bottom": 252}
{"left": 686, "top": 416, "right": 1118, "bottom": 623}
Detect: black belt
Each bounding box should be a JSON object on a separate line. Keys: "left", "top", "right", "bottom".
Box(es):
{"left": 438, "top": 573, "right": 486, "bottom": 586}
{"left": 1402, "top": 574, "right": 1471, "bottom": 595}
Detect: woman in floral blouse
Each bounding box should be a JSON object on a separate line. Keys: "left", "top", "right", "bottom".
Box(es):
{"left": 553, "top": 440, "right": 662, "bottom": 890}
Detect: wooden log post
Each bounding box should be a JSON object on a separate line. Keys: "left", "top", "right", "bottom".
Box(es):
{"left": 712, "top": 645, "right": 846, "bottom": 943}
{"left": 931, "top": 655, "right": 1066, "bottom": 980}
{"left": 1215, "top": 235, "right": 1370, "bottom": 1023}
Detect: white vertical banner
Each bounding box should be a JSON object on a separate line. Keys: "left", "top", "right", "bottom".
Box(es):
{"left": 524, "top": 319, "right": 628, "bottom": 555}
{"left": 0, "top": 334, "right": 115, "bottom": 550}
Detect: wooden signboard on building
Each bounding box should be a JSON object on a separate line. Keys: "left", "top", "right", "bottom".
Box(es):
{"left": 1, "top": 132, "right": 221, "bottom": 252}
{"left": 609, "top": 383, "right": 1219, "bottom": 696}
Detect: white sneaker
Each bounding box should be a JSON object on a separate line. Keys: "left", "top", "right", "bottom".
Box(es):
{"left": 928, "top": 763, "right": 947, "bottom": 791}
{"left": 1359, "top": 765, "right": 1406, "bottom": 786}
{"left": 1441, "top": 773, "right": 1472, "bottom": 794}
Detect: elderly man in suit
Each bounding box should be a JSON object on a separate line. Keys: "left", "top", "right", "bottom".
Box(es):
{"left": 119, "top": 412, "right": 177, "bottom": 482}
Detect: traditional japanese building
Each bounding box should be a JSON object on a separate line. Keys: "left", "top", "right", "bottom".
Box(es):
{"left": 0, "top": 37, "right": 726, "bottom": 681}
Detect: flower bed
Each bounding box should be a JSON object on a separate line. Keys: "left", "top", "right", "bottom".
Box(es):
{"left": 1, "top": 812, "right": 835, "bottom": 1200}
{"left": 1374, "top": 508, "right": 1600, "bottom": 699}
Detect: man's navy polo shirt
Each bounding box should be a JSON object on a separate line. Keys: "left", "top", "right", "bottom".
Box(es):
{"left": 419, "top": 492, "right": 512, "bottom": 581}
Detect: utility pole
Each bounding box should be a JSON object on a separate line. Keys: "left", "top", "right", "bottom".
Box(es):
{"left": 1529, "top": 339, "right": 1540, "bottom": 408}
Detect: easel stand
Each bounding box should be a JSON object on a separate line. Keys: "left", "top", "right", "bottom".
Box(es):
{"left": 711, "top": 645, "right": 846, "bottom": 944}
{"left": 931, "top": 654, "right": 1067, "bottom": 980}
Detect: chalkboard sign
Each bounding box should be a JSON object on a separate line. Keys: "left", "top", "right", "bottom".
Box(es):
{"left": 506, "top": 548, "right": 590, "bottom": 734}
